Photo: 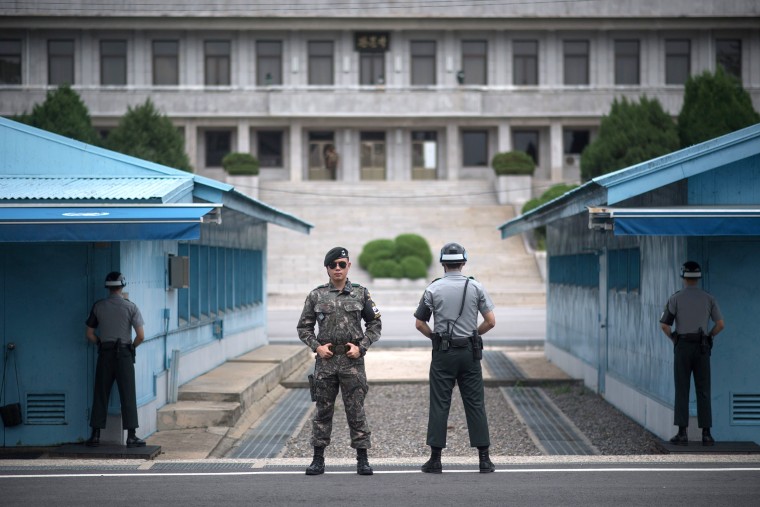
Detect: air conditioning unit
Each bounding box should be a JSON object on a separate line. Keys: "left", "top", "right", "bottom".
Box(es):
{"left": 565, "top": 154, "right": 580, "bottom": 166}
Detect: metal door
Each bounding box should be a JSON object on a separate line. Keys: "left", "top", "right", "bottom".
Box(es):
{"left": 1, "top": 243, "right": 91, "bottom": 446}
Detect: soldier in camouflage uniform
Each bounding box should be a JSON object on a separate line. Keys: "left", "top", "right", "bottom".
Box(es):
{"left": 297, "top": 247, "right": 382, "bottom": 476}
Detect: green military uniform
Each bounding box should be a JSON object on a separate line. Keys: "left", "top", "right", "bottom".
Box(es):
{"left": 297, "top": 278, "right": 381, "bottom": 449}
{"left": 414, "top": 270, "right": 495, "bottom": 449}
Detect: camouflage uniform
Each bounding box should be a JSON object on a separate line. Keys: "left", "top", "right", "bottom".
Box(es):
{"left": 297, "top": 278, "right": 381, "bottom": 449}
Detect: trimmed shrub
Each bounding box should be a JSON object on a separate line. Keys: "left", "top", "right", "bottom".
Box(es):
{"left": 358, "top": 239, "right": 396, "bottom": 270}
{"left": 394, "top": 233, "right": 433, "bottom": 267}
{"left": 491, "top": 151, "right": 535, "bottom": 176}
{"left": 222, "top": 152, "right": 260, "bottom": 175}
{"left": 400, "top": 256, "right": 428, "bottom": 279}
{"left": 368, "top": 259, "right": 404, "bottom": 279}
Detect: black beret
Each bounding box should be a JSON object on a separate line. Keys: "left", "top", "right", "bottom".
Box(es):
{"left": 324, "top": 246, "right": 349, "bottom": 266}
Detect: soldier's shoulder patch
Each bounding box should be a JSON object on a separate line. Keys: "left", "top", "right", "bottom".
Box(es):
{"left": 468, "top": 276, "right": 476, "bottom": 280}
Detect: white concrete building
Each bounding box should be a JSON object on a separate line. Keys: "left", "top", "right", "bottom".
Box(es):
{"left": 1, "top": 1, "right": 758, "bottom": 194}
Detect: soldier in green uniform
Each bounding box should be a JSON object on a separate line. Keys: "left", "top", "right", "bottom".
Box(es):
{"left": 414, "top": 242, "right": 496, "bottom": 473}
{"left": 297, "top": 247, "right": 381, "bottom": 476}
{"left": 85, "top": 272, "right": 146, "bottom": 448}
{"left": 660, "top": 261, "right": 724, "bottom": 446}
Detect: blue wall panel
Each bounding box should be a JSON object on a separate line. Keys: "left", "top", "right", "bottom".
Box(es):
{"left": 688, "top": 154, "right": 760, "bottom": 205}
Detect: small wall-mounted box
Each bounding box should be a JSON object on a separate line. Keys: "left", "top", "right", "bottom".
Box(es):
{"left": 168, "top": 254, "right": 190, "bottom": 289}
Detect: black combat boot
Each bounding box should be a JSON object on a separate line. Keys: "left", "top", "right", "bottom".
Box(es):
{"left": 702, "top": 428, "right": 715, "bottom": 446}
{"left": 305, "top": 446, "right": 325, "bottom": 476}
{"left": 478, "top": 446, "right": 495, "bottom": 473}
{"left": 356, "top": 448, "right": 373, "bottom": 475}
{"left": 421, "top": 446, "right": 442, "bottom": 474}
{"left": 85, "top": 428, "right": 100, "bottom": 447}
{"left": 126, "top": 430, "right": 146, "bottom": 448}
{"left": 669, "top": 426, "right": 688, "bottom": 445}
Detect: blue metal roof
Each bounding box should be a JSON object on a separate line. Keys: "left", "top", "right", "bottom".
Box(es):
{"left": 0, "top": 176, "right": 193, "bottom": 202}
{"left": 499, "top": 122, "right": 760, "bottom": 238}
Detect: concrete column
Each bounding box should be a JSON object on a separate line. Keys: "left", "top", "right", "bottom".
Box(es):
{"left": 446, "top": 123, "right": 460, "bottom": 180}
{"left": 497, "top": 121, "right": 512, "bottom": 154}
{"left": 185, "top": 121, "right": 198, "bottom": 172}
{"left": 343, "top": 129, "right": 360, "bottom": 182}
{"left": 289, "top": 122, "right": 302, "bottom": 181}
{"left": 236, "top": 120, "right": 250, "bottom": 155}
{"left": 549, "top": 121, "right": 563, "bottom": 183}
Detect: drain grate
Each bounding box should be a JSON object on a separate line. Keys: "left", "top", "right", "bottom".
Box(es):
{"left": 483, "top": 350, "right": 525, "bottom": 380}
{"left": 0, "top": 464, "right": 140, "bottom": 472}
{"left": 502, "top": 386, "right": 597, "bottom": 456}
{"left": 150, "top": 462, "right": 253, "bottom": 472}
{"left": 229, "top": 388, "right": 312, "bottom": 459}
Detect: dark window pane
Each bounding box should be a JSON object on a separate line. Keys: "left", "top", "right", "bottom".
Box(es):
{"left": 205, "top": 40, "right": 230, "bottom": 85}
{"left": 412, "top": 130, "right": 437, "bottom": 170}
{"left": 513, "top": 130, "right": 539, "bottom": 164}
{"left": 48, "top": 39, "right": 74, "bottom": 85}
{"left": 411, "top": 40, "right": 436, "bottom": 86}
{"left": 153, "top": 40, "right": 178, "bottom": 85}
{"left": 258, "top": 131, "right": 283, "bottom": 167}
{"left": 360, "top": 52, "right": 385, "bottom": 85}
{"left": 665, "top": 39, "right": 690, "bottom": 85}
{"left": 462, "top": 130, "right": 488, "bottom": 166}
{"left": 513, "top": 40, "right": 538, "bottom": 85}
{"left": 564, "top": 40, "right": 589, "bottom": 85}
{"left": 308, "top": 41, "right": 334, "bottom": 85}
{"left": 205, "top": 130, "right": 232, "bottom": 167}
{"left": 0, "top": 39, "right": 22, "bottom": 84}
{"left": 563, "top": 129, "right": 590, "bottom": 154}
{"left": 257, "top": 40, "right": 282, "bottom": 85}
{"left": 462, "top": 40, "right": 487, "bottom": 85}
{"left": 614, "top": 40, "right": 639, "bottom": 85}
{"left": 100, "top": 40, "right": 126, "bottom": 85}
{"left": 716, "top": 39, "right": 741, "bottom": 80}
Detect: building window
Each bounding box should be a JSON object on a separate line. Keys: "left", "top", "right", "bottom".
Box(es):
{"left": 360, "top": 131, "right": 387, "bottom": 180}
{"left": 205, "top": 40, "right": 230, "bottom": 86}
{"left": 308, "top": 41, "right": 334, "bottom": 85}
{"left": 0, "top": 39, "right": 21, "bottom": 85}
{"left": 462, "top": 130, "right": 488, "bottom": 166}
{"left": 513, "top": 40, "right": 538, "bottom": 85}
{"left": 665, "top": 39, "right": 690, "bottom": 85}
{"left": 412, "top": 131, "right": 438, "bottom": 180}
{"left": 205, "top": 130, "right": 232, "bottom": 167}
{"left": 614, "top": 40, "right": 639, "bottom": 85}
{"left": 716, "top": 39, "right": 741, "bottom": 81}
{"left": 513, "top": 130, "right": 539, "bottom": 164}
{"left": 461, "top": 40, "right": 487, "bottom": 85}
{"left": 410, "top": 41, "right": 436, "bottom": 86}
{"left": 360, "top": 52, "right": 385, "bottom": 85}
{"left": 100, "top": 40, "right": 127, "bottom": 85}
{"left": 563, "top": 40, "right": 589, "bottom": 85}
{"left": 48, "top": 39, "right": 74, "bottom": 86}
{"left": 153, "top": 40, "right": 179, "bottom": 85}
{"left": 563, "top": 129, "right": 590, "bottom": 155}
{"left": 608, "top": 248, "right": 640, "bottom": 292}
{"left": 257, "top": 41, "right": 282, "bottom": 86}
{"left": 549, "top": 253, "right": 599, "bottom": 287}
{"left": 258, "top": 131, "right": 283, "bottom": 167}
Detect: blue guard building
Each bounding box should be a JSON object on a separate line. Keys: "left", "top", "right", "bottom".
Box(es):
{"left": 500, "top": 123, "right": 760, "bottom": 444}
{"left": 0, "top": 117, "right": 311, "bottom": 447}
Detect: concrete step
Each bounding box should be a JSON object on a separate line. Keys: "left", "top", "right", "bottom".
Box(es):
{"left": 157, "top": 401, "right": 242, "bottom": 431}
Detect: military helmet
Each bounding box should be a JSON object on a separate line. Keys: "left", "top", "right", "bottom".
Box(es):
{"left": 440, "top": 242, "right": 467, "bottom": 264}
{"left": 105, "top": 271, "right": 127, "bottom": 288}
{"left": 680, "top": 261, "right": 702, "bottom": 279}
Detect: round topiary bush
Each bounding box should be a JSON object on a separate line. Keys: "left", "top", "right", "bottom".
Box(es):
{"left": 222, "top": 152, "right": 260, "bottom": 175}
{"left": 491, "top": 151, "right": 535, "bottom": 176}
{"left": 368, "top": 259, "right": 404, "bottom": 279}
{"left": 400, "top": 256, "right": 428, "bottom": 279}
{"left": 358, "top": 239, "right": 396, "bottom": 270}
{"left": 394, "top": 233, "right": 433, "bottom": 267}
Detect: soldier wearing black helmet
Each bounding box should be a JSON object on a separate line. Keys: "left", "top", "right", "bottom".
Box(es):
{"left": 414, "top": 242, "right": 496, "bottom": 473}
{"left": 660, "top": 261, "right": 724, "bottom": 446}
{"left": 85, "top": 271, "right": 146, "bottom": 448}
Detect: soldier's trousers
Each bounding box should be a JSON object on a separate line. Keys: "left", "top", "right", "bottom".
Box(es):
{"left": 311, "top": 359, "right": 371, "bottom": 449}
{"left": 427, "top": 346, "right": 490, "bottom": 448}
{"left": 673, "top": 340, "right": 711, "bottom": 428}
{"left": 90, "top": 345, "right": 139, "bottom": 430}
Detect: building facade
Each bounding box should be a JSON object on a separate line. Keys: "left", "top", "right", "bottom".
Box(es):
{"left": 1, "top": 1, "right": 759, "bottom": 195}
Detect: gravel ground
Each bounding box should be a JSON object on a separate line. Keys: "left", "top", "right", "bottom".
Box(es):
{"left": 282, "top": 383, "right": 664, "bottom": 459}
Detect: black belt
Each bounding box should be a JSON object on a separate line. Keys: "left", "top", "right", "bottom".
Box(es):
{"left": 99, "top": 341, "right": 132, "bottom": 350}
{"left": 677, "top": 333, "right": 702, "bottom": 343}
{"left": 329, "top": 344, "right": 350, "bottom": 355}
{"left": 449, "top": 338, "right": 470, "bottom": 348}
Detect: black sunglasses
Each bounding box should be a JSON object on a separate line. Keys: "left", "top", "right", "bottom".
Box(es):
{"left": 328, "top": 261, "right": 348, "bottom": 269}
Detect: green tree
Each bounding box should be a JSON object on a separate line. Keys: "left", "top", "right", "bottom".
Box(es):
{"left": 678, "top": 67, "right": 760, "bottom": 148}
{"left": 105, "top": 99, "right": 192, "bottom": 172}
{"left": 19, "top": 85, "right": 100, "bottom": 145}
{"left": 580, "top": 96, "right": 679, "bottom": 181}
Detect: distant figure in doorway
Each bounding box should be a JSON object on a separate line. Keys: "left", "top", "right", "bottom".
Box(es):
{"left": 323, "top": 144, "right": 339, "bottom": 180}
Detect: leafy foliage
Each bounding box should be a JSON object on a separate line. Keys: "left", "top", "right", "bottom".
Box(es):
{"left": 521, "top": 184, "right": 580, "bottom": 251}
{"left": 491, "top": 150, "right": 535, "bottom": 176}
{"left": 678, "top": 67, "right": 760, "bottom": 148}
{"left": 359, "top": 234, "right": 432, "bottom": 279}
{"left": 368, "top": 259, "right": 404, "bottom": 279}
{"left": 394, "top": 233, "right": 433, "bottom": 267}
{"left": 399, "top": 256, "right": 428, "bottom": 279}
{"left": 358, "top": 239, "right": 396, "bottom": 270}
{"left": 105, "top": 99, "right": 192, "bottom": 172}
{"left": 222, "top": 152, "right": 260, "bottom": 175}
{"left": 18, "top": 85, "right": 100, "bottom": 145}
{"left": 580, "top": 96, "right": 679, "bottom": 181}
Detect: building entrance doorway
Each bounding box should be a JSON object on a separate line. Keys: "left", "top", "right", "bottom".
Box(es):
{"left": 360, "top": 131, "right": 386, "bottom": 180}
{"left": 308, "top": 131, "right": 336, "bottom": 180}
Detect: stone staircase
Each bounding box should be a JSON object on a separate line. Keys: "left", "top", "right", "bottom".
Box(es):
{"left": 260, "top": 180, "right": 545, "bottom": 309}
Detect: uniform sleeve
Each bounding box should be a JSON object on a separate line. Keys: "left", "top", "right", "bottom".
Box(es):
{"left": 131, "top": 304, "right": 145, "bottom": 328}
{"left": 709, "top": 296, "right": 723, "bottom": 323}
{"left": 413, "top": 291, "right": 432, "bottom": 322}
{"left": 296, "top": 292, "right": 320, "bottom": 352}
{"left": 85, "top": 303, "right": 98, "bottom": 328}
{"left": 659, "top": 295, "right": 676, "bottom": 325}
{"left": 477, "top": 283, "right": 496, "bottom": 315}
{"left": 359, "top": 288, "right": 381, "bottom": 350}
